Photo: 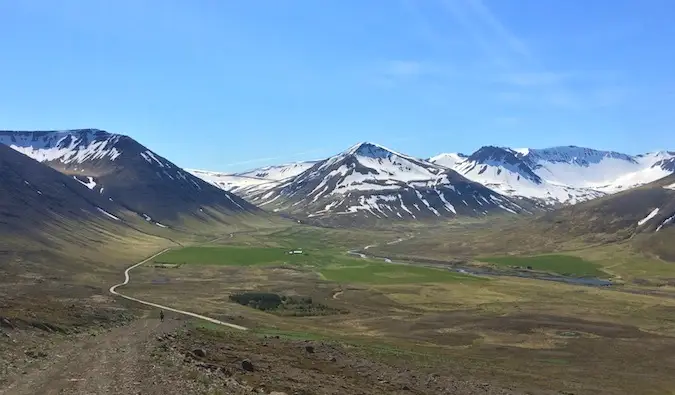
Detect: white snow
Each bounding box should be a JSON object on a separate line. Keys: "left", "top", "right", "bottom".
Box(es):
{"left": 415, "top": 190, "right": 440, "bottom": 216}
{"left": 428, "top": 153, "right": 467, "bottom": 168}
{"left": 453, "top": 158, "right": 604, "bottom": 205}
{"left": 74, "top": 176, "right": 97, "bottom": 190}
{"left": 0, "top": 130, "right": 123, "bottom": 164}
{"left": 155, "top": 222, "right": 168, "bottom": 228}
{"left": 664, "top": 183, "right": 675, "bottom": 191}
{"left": 235, "top": 161, "right": 316, "bottom": 181}
{"left": 225, "top": 194, "right": 245, "bottom": 210}
{"left": 140, "top": 150, "right": 166, "bottom": 167}
{"left": 439, "top": 146, "right": 675, "bottom": 205}
{"left": 656, "top": 214, "right": 675, "bottom": 232}
{"left": 96, "top": 207, "right": 120, "bottom": 221}
{"left": 187, "top": 161, "right": 316, "bottom": 199}
{"left": 638, "top": 208, "right": 660, "bottom": 226}
{"left": 187, "top": 169, "right": 283, "bottom": 197}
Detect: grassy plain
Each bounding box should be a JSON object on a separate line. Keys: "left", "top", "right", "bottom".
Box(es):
{"left": 477, "top": 254, "right": 605, "bottom": 277}
{"left": 117, "top": 222, "right": 675, "bottom": 394}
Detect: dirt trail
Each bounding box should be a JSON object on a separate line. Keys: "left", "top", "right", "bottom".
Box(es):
{"left": 1, "top": 318, "right": 181, "bottom": 395}
{"left": 109, "top": 248, "right": 248, "bottom": 331}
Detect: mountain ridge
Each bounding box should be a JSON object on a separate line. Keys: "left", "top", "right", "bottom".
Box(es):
{"left": 193, "top": 142, "right": 674, "bottom": 211}
{"left": 241, "top": 142, "right": 538, "bottom": 223}
{"left": 0, "top": 129, "right": 260, "bottom": 228}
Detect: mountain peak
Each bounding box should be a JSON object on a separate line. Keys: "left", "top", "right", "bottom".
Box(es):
{"left": 345, "top": 142, "right": 393, "bottom": 157}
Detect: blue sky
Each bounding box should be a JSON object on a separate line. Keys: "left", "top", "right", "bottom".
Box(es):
{"left": 1, "top": 0, "right": 673, "bottom": 172}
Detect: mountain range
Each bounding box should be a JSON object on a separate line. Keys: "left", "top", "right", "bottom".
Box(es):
{"left": 188, "top": 142, "right": 675, "bottom": 223}
{"left": 431, "top": 146, "right": 675, "bottom": 205}
{"left": 2, "top": 129, "right": 673, "bottom": 234}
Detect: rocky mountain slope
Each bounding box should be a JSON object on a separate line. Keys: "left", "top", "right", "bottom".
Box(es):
{"left": 0, "top": 143, "right": 174, "bottom": 252}
{"left": 245, "top": 142, "right": 536, "bottom": 222}
{"left": 538, "top": 172, "right": 675, "bottom": 233}
{"left": 431, "top": 146, "right": 674, "bottom": 205}
{"left": 534, "top": 173, "right": 675, "bottom": 260}
{"left": 0, "top": 129, "right": 259, "bottom": 226}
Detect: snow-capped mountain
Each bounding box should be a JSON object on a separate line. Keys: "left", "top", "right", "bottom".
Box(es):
{"left": 430, "top": 146, "right": 675, "bottom": 205}
{"left": 187, "top": 161, "right": 316, "bottom": 197}
{"left": 247, "top": 142, "right": 536, "bottom": 222}
{"left": 427, "top": 152, "right": 468, "bottom": 169}
{"left": 0, "top": 142, "right": 174, "bottom": 246}
{"left": 235, "top": 161, "right": 318, "bottom": 180}
{"left": 0, "top": 129, "right": 258, "bottom": 225}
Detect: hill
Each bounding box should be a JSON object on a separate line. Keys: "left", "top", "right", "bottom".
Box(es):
{"left": 0, "top": 129, "right": 260, "bottom": 229}
{"left": 535, "top": 173, "right": 675, "bottom": 260}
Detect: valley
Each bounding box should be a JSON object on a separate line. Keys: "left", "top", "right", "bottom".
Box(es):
{"left": 112, "top": 225, "right": 675, "bottom": 394}
{"left": 2, "top": 130, "right": 675, "bottom": 394}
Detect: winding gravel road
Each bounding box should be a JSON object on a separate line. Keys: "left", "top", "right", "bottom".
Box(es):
{"left": 109, "top": 248, "right": 248, "bottom": 331}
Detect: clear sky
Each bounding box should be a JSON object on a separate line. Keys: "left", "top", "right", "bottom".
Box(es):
{"left": 1, "top": 1, "right": 673, "bottom": 172}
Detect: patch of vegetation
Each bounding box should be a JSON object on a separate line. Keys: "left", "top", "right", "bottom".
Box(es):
{"left": 155, "top": 246, "right": 309, "bottom": 266}
{"left": 229, "top": 292, "right": 283, "bottom": 310}
{"left": 478, "top": 254, "right": 605, "bottom": 277}
{"left": 320, "top": 263, "right": 484, "bottom": 284}
{"left": 229, "top": 292, "right": 347, "bottom": 316}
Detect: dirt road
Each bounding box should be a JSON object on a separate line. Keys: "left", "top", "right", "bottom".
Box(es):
{"left": 109, "top": 248, "right": 248, "bottom": 331}
{"left": 1, "top": 318, "right": 182, "bottom": 395}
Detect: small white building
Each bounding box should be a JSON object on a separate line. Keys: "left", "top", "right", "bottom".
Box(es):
{"left": 288, "top": 250, "right": 303, "bottom": 255}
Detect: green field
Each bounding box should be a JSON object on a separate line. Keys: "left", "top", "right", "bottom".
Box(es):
{"left": 155, "top": 244, "right": 480, "bottom": 285}
{"left": 155, "top": 246, "right": 308, "bottom": 266}
{"left": 478, "top": 254, "right": 605, "bottom": 277}
{"left": 321, "top": 262, "right": 484, "bottom": 284}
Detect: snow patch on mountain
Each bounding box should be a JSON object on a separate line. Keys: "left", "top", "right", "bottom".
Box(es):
{"left": 431, "top": 145, "right": 675, "bottom": 205}
{"left": 187, "top": 169, "right": 282, "bottom": 196}
{"left": 428, "top": 153, "right": 467, "bottom": 168}
{"left": 638, "top": 208, "right": 660, "bottom": 226}
{"left": 96, "top": 207, "right": 120, "bottom": 221}
{"left": 74, "top": 176, "right": 97, "bottom": 190}
{"left": 188, "top": 161, "right": 317, "bottom": 198}
{"left": 0, "top": 129, "right": 122, "bottom": 164}
{"left": 235, "top": 161, "right": 317, "bottom": 181}
{"left": 140, "top": 150, "right": 167, "bottom": 167}
{"left": 665, "top": 182, "right": 675, "bottom": 191}
{"left": 656, "top": 214, "right": 675, "bottom": 232}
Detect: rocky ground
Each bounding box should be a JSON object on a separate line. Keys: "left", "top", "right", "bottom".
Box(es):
{"left": 0, "top": 314, "right": 529, "bottom": 395}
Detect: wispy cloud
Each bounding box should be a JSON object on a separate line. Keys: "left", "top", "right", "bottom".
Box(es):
{"left": 459, "top": 0, "right": 532, "bottom": 61}
{"left": 494, "top": 116, "right": 521, "bottom": 126}
{"left": 372, "top": 59, "right": 445, "bottom": 90}
{"left": 500, "top": 71, "right": 571, "bottom": 87}
{"left": 432, "top": 0, "right": 626, "bottom": 110}
{"left": 385, "top": 60, "right": 426, "bottom": 77}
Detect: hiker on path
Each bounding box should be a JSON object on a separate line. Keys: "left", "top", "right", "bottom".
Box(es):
{"left": 160, "top": 310, "right": 164, "bottom": 322}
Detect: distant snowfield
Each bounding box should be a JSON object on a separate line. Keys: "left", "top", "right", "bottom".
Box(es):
{"left": 665, "top": 182, "right": 675, "bottom": 191}
{"left": 187, "top": 162, "right": 315, "bottom": 196}
{"left": 431, "top": 147, "right": 675, "bottom": 205}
